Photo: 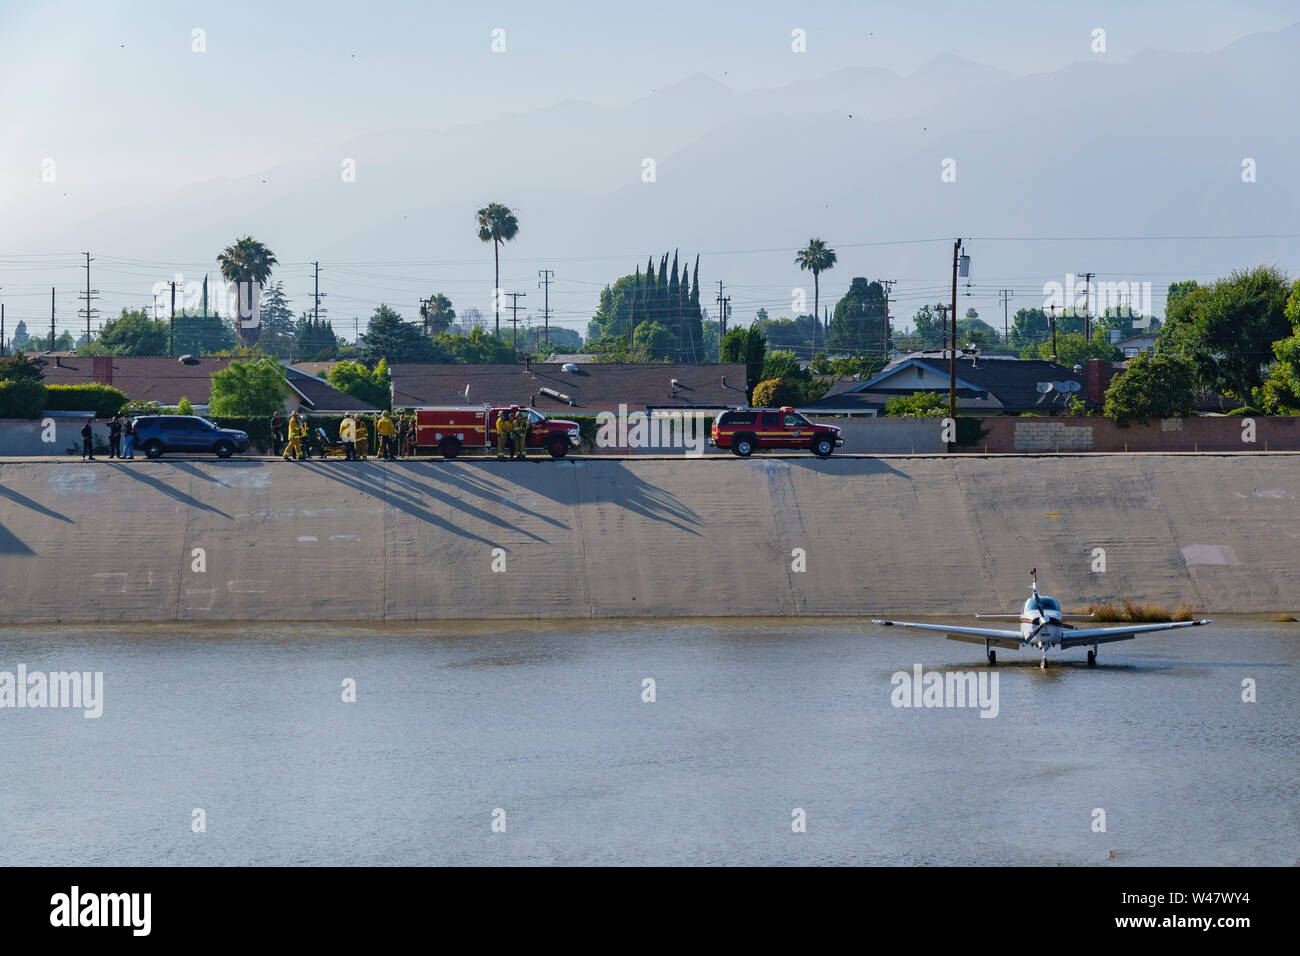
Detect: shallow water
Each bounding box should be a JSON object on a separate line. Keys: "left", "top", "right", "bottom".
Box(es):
{"left": 0, "top": 618, "right": 1295, "bottom": 865}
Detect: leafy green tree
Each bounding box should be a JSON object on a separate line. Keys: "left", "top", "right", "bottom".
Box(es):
{"left": 883, "top": 391, "right": 948, "bottom": 417}
{"left": 829, "top": 277, "right": 886, "bottom": 355}
{"left": 476, "top": 202, "right": 520, "bottom": 335}
{"left": 1020, "top": 332, "right": 1120, "bottom": 366}
{"left": 327, "top": 359, "right": 391, "bottom": 408}
{"left": 0, "top": 352, "right": 45, "bottom": 383}
{"left": 177, "top": 397, "right": 194, "bottom": 415}
{"left": 1103, "top": 351, "right": 1198, "bottom": 427}
{"left": 256, "top": 282, "right": 297, "bottom": 358}
{"left": 1159, "top": 266, "right": 1292, "bottom": 402}
{"left": 173, "top": 309, "right": 237, "bottom": 356}
{"left": 631, "top": 320, "right": 675, "bottom": 361}
{"left": 11, "top": 321, "right": 30, "bottom": 350}
{"left": 1255, "top": 279, "right": 1300, "bottom": 413}
{"left": 795, "top": 239, "right": 837, "bottom": 337}
{"left": 1008, "top": 307, "right": 1086, "bottom": 349}
{"left": 295, "top": 314, "right": 340, "bottom": 361}
{"left": 761, "top": 349, "right": 803, "bottom": 383}
{"left": 435, "top": 328, "right": 519, "bottom": 364}
{"left": 216, "top": 236, "right": 279, "bottom": 349}
{"left": 208, "top": 355, "right": 288, "bottom": 417}
{"left": 79, "top": 308, "right": 168, "bottom": 356}
{"left": 754, "top": 315, "right": 819, "bottom": 354}
{"left": 721, "top": 326, "right": 767, "bottom": 400}
{"left": 1165, "top": 280, "right": 1199, "bottom": 317}
{"left": 361, "top": 305, "right": 446, "bottom": 364}
{"left": 751, "top": 378, "right": 804, "bottom": 408}
{"left": 23, "top": 330, "right": 75, "bottom": 352}
{"left": 419, "top": 293, "right": 456, "bottom": 335}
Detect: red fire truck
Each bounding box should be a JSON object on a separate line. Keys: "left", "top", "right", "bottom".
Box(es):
{"left": 413, "top": 405, "right": 581, "bottom": 458}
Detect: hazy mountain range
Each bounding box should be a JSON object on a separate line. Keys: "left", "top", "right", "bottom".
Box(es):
{"left": 3, "top": 20, "right": 1298, "bottom": 340}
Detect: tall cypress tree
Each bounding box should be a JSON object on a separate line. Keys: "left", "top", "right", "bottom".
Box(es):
{"left": 668, "top": 251, "right": 681, "bottom": 360}
{"left": 628, "top": 266, "right": 641, "bottom": 348}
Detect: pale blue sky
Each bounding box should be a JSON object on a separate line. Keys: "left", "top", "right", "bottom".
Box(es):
{"left": 4, "top": 0, "right": 1296, "bottom": 196}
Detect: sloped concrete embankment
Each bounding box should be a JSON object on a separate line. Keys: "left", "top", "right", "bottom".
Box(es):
{"left": 0, "top": 455, "right": 1295, "bottom": 621}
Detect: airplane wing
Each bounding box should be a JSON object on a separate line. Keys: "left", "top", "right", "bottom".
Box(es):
{"left": 873, "top": 619, "right": 1023, "bottom": 644}
{"left": 1059, "top": 618, "right": 1212, "bottom": 648}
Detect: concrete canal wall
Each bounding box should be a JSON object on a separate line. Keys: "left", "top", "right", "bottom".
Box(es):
{"left": 1, "top": 454, "right": 1296, "bottom": 621}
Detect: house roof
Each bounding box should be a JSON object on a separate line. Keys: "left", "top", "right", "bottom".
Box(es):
{"left": 800, "top": 357, "right": 1093, "bottom": 413}
{"left": 288, "top": 361, "right": 338, "bottom": 377}
{"left": 542, "top": 353, "right": 595, "bottom": 364}
{"left": 283, "top": 366, "right": 377, "bottom": 412}
{"left": 36, "top": 355, "right": 233, "bottom": 405}
{"left": 390, "top": 363, "right": 750, "bottom": 413}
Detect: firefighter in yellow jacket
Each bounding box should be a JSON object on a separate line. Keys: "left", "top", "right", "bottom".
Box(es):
{"left": 283, "top": 410, "right": 305, "bottom": 461}
{"left": 495, "top": 409, "right": 512, "bottom": 460}
{"left": 512, "top": 407, "right": 530, "bottom": 459}
{"left": 354, "top": 414, "right": 368, "bottom": 459}
{"left": 378, "top": 411, "right": 397, "bottom": 460}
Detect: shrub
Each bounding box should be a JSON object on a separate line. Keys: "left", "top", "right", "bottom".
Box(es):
{"left": 177, "top": 396, "right": 194, "bottom": 415}
{"left": 43, "top": 383, "right": 130, "bottom": 418}
{"left": 1083, "top": 598, "right": 1195, "bottom": 623}
{"left": 0, "top": 379, "right": 47, "bottom": 418}
{"left": 1223, "top": 405, "right": 1260, "bottom": 416}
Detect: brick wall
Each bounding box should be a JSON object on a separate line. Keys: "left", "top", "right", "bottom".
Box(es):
{"left": 959, "top": 415, "right": 1300, "bottom": 453}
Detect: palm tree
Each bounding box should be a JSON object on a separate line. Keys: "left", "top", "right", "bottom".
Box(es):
{"left": 217, "top": 237, "right": 279, "bottom": 349}
{"left": 476, "top": 203, "right": 520, "bottom": 336}
{"left": 419, "top": 293, "right": 456, "bottom": 336}
{"left": 795, "top": 238, "right": 837, "bottom": 339}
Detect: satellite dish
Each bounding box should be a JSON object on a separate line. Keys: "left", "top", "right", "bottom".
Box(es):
{"left": 1066, "top": 381, "right": 1082, "bottom": 393}
{"left": 1051, "top": 381, "right": 1068, "bottom": 392}
{"left": 1036, "top": 382, "right": 1052, "bottom": 394}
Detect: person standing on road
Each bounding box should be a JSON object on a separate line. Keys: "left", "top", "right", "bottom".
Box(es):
{"left": 270, "top": 411, "right": 285, "bottom": 457}
{"left": 495, "top": 408, "right": 512, "bottom": 460}
{"left": 512, "top": 408, "right": 529, "bottom": 460}
{"left": 108, "top": 415, "right": 122, "bottom": 459}
{"left": 81, "top": 418, "right": 95, "bottom": 461}
{"left": 378, "top": 411, "right": 397, "bottom": 460}
{"left": 340, "top": 414, "right": 355, "bottom": 460}
{"left": 405, "top": 417, "right": 417, "bottom": 458}
{"left": 122, "top": 417, "right": 137, "bottom": 460}
{"left": 283, "top": 410, "right": 304, "bottom": 461}
{"left": 354, "top": 414, "right": 368, "bottom": 459}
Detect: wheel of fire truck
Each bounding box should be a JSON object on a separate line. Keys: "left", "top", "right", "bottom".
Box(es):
{"left": 438, "top": 437, "right": 461, "bottom": 459}
{"left": 732, "top": 434, "right": 755, "bottom": 457}
{"left": 811, "top": 436, "right": 835, "bottom": 458}
{"left": 546, "top": 435, "right": 569, "bottom": 458}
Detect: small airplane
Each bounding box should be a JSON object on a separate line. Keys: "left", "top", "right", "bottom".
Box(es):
{"left": 873, "top": 568, "right": 1212, "bottom": 668}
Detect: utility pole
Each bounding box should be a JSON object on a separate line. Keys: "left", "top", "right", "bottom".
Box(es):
{"left": 50, "top": 287, "right": 56, "bottom": 350}
{"left": 880, "top": 279, "right": 897, "bottom": 362}
{"left": 1, "top": 301, "right": 5, "bottom": 356}
{"left": 949, "top": 239, "right": 962, "bottom": 438}
{"left": 1048, "top": 304, "right": 1059, "bottom": 360}
{"left": 169, "top": 281, "right": 177, "bottom": 357}
{"left": 418, "top": 296, "right": 434, "bottom": 335}
{"left": 79, "top": 253, "right": 99, "bottom": 348}
{"left": 716, "top": 281, "right": 726, "bottom": 338}
{"left": 998, "top": 289, "right": 1014, "bottom": 346}
{"left": 538, "top": 269, "right": 553, "bottom": 349}
{"left": 1077, "top": 272, "right": 1095, "bottom": 341}
{"left": 312, "top": 261, "right": 327, "bottom": 324}
{"left": 506, "top": 292, "right": 526, "bottom": 349}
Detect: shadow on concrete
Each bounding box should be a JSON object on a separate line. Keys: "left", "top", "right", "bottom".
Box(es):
{"left": 296, "top": 461, "right": 517, "bottom": 547}
{"left": 0, "top": 526, "right": 35, "bottom": 555}
{"left": 782, "top": 456, "right": 909, "bottom": 479}
{"left": 113, "top": 464, "right": 232, "bottom": 519}
{"left": 0, "top": 484, "right": 76, "bottom": 524}
{"left": 414, "top": 465, "right": 570, "bottom": 532}
{"left": 169, "top": 460, "right": 232, "bottom": 488}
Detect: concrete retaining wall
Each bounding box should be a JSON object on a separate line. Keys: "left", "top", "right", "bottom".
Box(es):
{"left": 1, "top": 455, "right": 1296, "bottom": 621}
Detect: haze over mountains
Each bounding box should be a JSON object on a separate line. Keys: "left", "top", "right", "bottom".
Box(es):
{"left": 4, "top": 20, "right": 1298, "bottom": 341}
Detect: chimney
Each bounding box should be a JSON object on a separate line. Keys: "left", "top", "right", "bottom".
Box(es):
{"left": 1086, "top": 358, "right": 1112, "bottom": 405}
{"left": 92, "top": 355, "right": 113, "bottom": 386}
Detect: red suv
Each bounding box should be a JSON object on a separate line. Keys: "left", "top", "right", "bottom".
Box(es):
{"left": 710, "top": 407, "right": 844, "bottom": 458}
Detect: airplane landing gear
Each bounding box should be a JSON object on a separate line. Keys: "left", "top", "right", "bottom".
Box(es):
{"left": 1039, "top": 651, "right": 1048, "bottom": 670}
{"left": 1087, "top": 648, "right": 1097, "bottom": 667}
{"left": 987, "top": 649, "right": 997, "bottom": 666}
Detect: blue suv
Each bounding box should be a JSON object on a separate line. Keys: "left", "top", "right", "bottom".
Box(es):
{"left": 133, "top": 415, "right": 250, "bottom": 459}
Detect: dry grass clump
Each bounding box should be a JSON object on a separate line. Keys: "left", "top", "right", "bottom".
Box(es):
{"left": 1082, "top": 598, "right": 1197, "bottom": 622}
{"left": 1273, "top": 614, "right": 1298, "bottom": 623}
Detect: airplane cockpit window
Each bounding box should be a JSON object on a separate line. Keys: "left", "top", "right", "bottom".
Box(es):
{"left": 1023, "top": 597, "right": 1061, "bottom": 615}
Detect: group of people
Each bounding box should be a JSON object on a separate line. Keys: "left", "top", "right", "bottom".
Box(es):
{"left": 271, "top": 409, "right": 417, "bottom": 462}
{"left": 81, "top": 415, "right": 137, "bottom": 461}
{"left": 495, "top": 406, "right": 530, "bottom": 460}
